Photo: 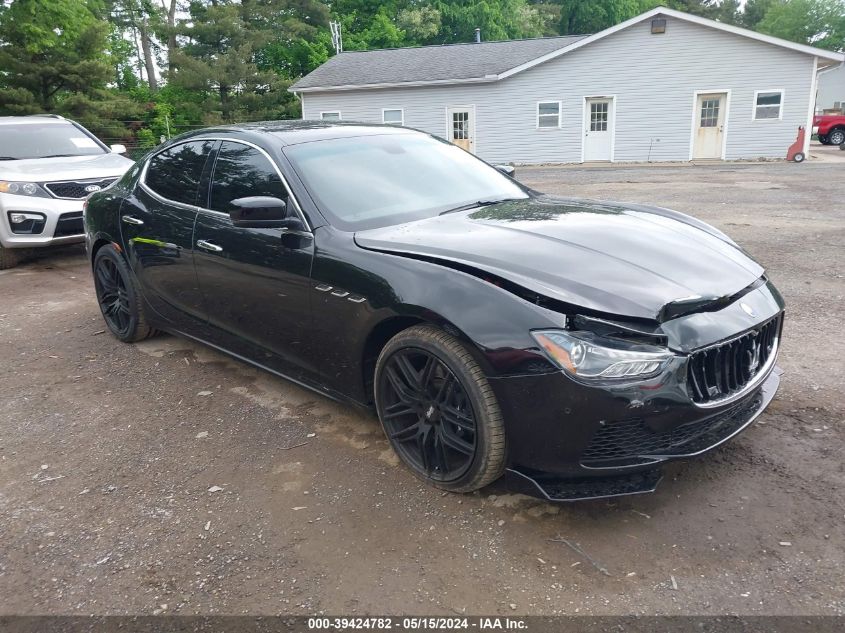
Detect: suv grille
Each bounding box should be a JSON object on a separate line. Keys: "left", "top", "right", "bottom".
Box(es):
{"left": 45, "top": 178, "right": 116, "bottom": 199}
{"left": 686, "top": 314, "right": 782, "bottom": 405}
{"left": 53, "top": 212, "right": 84, "bottom": 237}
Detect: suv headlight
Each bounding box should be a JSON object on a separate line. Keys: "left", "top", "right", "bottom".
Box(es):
{"left": 0, "top": 181, "right": 50, "bottom": 198}
{"left": 531, "top": 330, "right": 674, "bottom": 380}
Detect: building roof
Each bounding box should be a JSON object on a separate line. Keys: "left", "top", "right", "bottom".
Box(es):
{"left": 290, "top": 35, "right": 587, "bottom": 92}
{"left": 291, "top": 6, "right": 845, "bottom": 93}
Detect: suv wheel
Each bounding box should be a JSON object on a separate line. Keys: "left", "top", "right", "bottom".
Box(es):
{"left": 818, "top": 134, "right": 829, "bottom": 145}
{"left": 828, "top": 128, "right": 845, "bottom": 146}
{"left": 0, "top": 245, "right": 34, "bottom": 270}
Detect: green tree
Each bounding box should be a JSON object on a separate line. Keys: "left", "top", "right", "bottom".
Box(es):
{"left": 740, "top": 0, "right": 776, "bottom": 27}
{"left": 171, "top": 0, "right": 329, "bottom": 122}
{"left": 756, "top": 0, "right": 845, "bottom": 49}
{"left": 0, "top": 0, "right": 113, "bottom": 112}
{"left": 259, "top": 32, "right": 333, "bottom": 79}
{"left": 108, "top": 19, "right": 140, "bottom": 90}
{"left": 713, "top": 0, "right": 741, "bottom": 24}
{"left": 109, "top": 0, "right": 165, "bottom": 91}
{"left": 556, "top": 0, "right": 650, "bottom": 34}
{"left": 432, "top": 0, "right": 549, "bottom": 42}
{"left": 396, "top": 5, "right": 443, "bottom": 43}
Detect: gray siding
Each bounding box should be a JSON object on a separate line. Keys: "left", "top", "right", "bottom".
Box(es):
{"left": 816, "top": 64, "right": 845, "bottom": 111}
{"left": 301, "top": 17, "right": 816, "bottom": 164}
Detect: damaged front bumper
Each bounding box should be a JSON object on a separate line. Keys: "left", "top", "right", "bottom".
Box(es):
{"left": 500, "top": 368, "right": 781, "bottom": 502}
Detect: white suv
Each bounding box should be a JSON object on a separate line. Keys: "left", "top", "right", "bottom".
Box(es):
{"left": 0, "top": 115, "right": 134, "bottom": 269}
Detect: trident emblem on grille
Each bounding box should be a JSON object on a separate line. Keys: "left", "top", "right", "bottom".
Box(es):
{"left": 746, "top": 336, "right": 762, "bottom": 374}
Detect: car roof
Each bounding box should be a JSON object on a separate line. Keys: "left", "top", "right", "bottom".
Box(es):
{"left": 179, "top": 120, "right": 418, "bottom": 146}
{"left": 0, "top": 115, "right": 71, "bottom": 126}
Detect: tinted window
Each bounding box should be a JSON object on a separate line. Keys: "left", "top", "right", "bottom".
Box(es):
{"left": 209, "top": 142, "right": 286, "bottom": 212}
{"left": 145, "top": 141, "right": 214, "bottom": 206}
{"left": 0, "top": 122, "right": 107, "bottom": 159}
{"left": 282, "top": 133, "right": 527, "bottom": 231}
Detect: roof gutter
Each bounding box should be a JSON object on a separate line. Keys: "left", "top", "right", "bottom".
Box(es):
{"left": 289, "top": 75, "right": 499, "bottom": 94}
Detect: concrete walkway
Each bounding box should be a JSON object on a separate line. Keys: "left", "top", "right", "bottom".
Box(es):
{"left": 809, "top": 141, "right": 845, "bottom": 163}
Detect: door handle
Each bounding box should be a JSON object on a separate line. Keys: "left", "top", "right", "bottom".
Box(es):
{"left": 121, "top": 215, "right": 144, "bottom": 225}
{"left": 196, "top": 240, "right": 223, "bottom": 253}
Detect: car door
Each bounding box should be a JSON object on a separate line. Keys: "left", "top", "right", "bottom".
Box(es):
{"left": 192, "top": 140, "right": 316, "bottom": 377}
{"left": 120, "top": 139, "right": 216, "bottom": 328}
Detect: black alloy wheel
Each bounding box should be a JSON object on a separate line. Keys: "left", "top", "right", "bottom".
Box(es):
{"left": 95, "top": 256, "right": 131, "bottom": 335}
{"left": 93, "top": 244, "right": 155, "bottom": 343}
{"left": 375, "top": 326, "right": 506, "bottom": 492}
{"left": 380, "top": 348, "right": 477, "bottom": 480}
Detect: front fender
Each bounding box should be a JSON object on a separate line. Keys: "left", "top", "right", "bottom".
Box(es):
{"left": 308, "top": 228, "right": 564, "bottom": 400}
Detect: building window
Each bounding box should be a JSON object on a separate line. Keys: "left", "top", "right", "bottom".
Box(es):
{"left": 321, "top": 111, "right": 341, "bottom": 121}
{"left": 537, "top": 101, "right": 561, "bottom": 128}
{"left": 382, "top": 109, "right": 404, "bottom": 125}
{"left": 700, "top": 98, "right": 720, "bottom": 128}
{"left": 753, "top": 91, "right": 783, "bottom": 120}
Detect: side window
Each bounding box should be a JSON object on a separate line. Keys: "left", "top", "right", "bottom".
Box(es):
{"left": 753, "top": 90, "right": 783, "bottom": 120}
{"left": 144, "top": 140, "right": 213, "bottom": 206}
{"left": 209, "top": 141, "right": 287, "bottom": 212}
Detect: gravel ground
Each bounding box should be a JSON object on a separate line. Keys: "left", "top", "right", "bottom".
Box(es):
{"left": 0, "top": 159, "right": 843, "bottom": 616}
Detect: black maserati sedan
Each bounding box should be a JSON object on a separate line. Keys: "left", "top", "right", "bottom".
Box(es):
{"left": 84, "top": 121, "right": 784, "bottom": 501}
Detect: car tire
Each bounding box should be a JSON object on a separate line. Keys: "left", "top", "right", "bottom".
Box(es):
{"left": 818, "top": 134, "right": 829, "bottom": 145}
{"left": 374, "top": 325, "right": 506, "bottom": 493}
{"left": 93, "top": 244, "right": 156, "bottom": 342}
{"left": 827, "top": 128, "right": 845, "bottom": 146}
{"left": 0, "top": 245, "right": 22, "bottom": 270}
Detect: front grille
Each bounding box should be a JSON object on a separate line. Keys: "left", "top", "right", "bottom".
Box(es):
{"left": 582, "top": 391, "right": 763, "bottom": 466}
{"left": 53, "top": 212, "right": 84, "bottom": 237}
{"left": 687, "top": 314, "right": 782, "bottom": 405}
{"left": 45, "top": 178, "right": 116, "bottom": 199}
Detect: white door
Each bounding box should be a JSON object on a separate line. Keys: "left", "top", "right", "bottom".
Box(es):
{"left": 584, "top": 97, "right": 613, "bottom": 161}
{"left": 447, "top": 106, "right": 474, "bottom": 153}
{"left": 693, "top": 93, "right": 726, "bottom": 159}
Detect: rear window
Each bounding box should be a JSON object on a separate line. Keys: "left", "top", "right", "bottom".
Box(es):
{"left": 0, "top": 122, "right": 107, "bottom": 160}
{"left": 144, "top": 141, "right": 215, "bottom": 206}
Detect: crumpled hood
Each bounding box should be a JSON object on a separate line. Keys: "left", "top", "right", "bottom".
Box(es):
{"left": 354, "top": 196, "right": 764, "bottom": 321}
{"left": 1, "top": 153, "right": 134, "bottom": 182}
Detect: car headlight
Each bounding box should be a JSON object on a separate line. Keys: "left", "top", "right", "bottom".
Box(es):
{"left": 0, "top": 181, "right": 50, "bottom": 198}
{"left": 531, "top": 330, "right": 674, "bottom": 380}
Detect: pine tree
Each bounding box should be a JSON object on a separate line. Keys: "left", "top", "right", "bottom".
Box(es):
{"left": 0, "top": 0, "right": 113, "bottom": 113}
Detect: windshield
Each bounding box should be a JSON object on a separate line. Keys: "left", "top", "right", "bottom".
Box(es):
{"left": 0, "top": 122, "right": 107, "bottom": 160}
{"left": 282, "top": 133, "right": 528, "bottom": 230}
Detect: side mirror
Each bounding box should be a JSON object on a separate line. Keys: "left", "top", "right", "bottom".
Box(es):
{"left": 229, "top": 196, "right": 300, "bottom": 229}
{"left": 110, "top": 144, "right": 127, "bottom": 154}
{"left": 495, "top": 164, "right": 516, "bottom": 178}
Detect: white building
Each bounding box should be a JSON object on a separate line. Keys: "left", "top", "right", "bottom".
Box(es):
{"left": 816, "top": 63, "right": 845, "bottom": 113}
{"left": 290, "top": 7, "right": 844, "bottom": 164}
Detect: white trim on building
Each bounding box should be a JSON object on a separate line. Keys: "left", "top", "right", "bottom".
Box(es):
{"left": 536, "top": 101, "right": 562, "bottom": 129}
{"left": 382, "top": 108, "right": 404, "bottom": 125}
{"left": 688, "top": 89, "right": 732, "bottom": 161}
{"left": 752, "top": 89, "right": 785, "bottom": 121}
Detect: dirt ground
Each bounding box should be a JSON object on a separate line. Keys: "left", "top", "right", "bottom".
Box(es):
{"left": 1, "top": 158, "right": 843, "bottom": 617}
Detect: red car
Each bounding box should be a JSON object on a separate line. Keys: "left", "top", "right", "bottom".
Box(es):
{"left": 813, "top": 114, "right": 845, "bottom": 146}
